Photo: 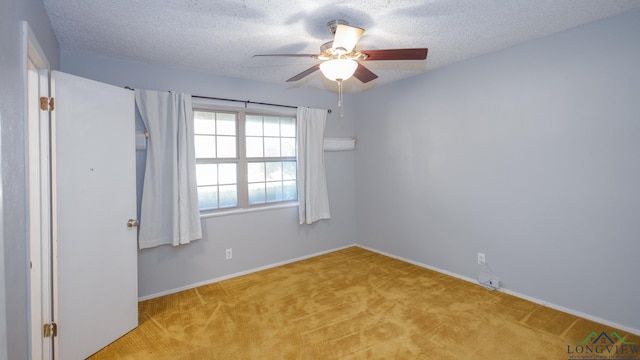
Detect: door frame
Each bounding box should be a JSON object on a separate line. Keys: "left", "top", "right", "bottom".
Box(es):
{"left": 24, "top": 21, "right": 53, "bottom": 360}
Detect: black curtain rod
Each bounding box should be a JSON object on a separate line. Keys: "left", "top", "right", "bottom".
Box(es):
{"left": 125, "top": 87, "right": 331, "bottom": 113}
{"left": 193, "top": 95, "right": 298, "bottom": 110}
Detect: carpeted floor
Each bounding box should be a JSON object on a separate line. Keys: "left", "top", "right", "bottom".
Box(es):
{"left": 89, "top": 247, "right": 639, "bottom": 359}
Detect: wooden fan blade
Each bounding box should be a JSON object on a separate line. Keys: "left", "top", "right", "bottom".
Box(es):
{"left": 361, "top": 48, "right": 428, "bottom": 61}
{"left": 353, "top": 63, "right": 378, "bottom": 83}
{"left": 253, "top": 54, "right": 319, "bottom": 58}
{"left": 286, "top": 64, "right": 321, "bottom": 82}
{"left": 333, "top": 24, "right": 364, "bottom": 53}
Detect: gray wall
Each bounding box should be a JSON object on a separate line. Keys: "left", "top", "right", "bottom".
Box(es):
{"left": 61, "top": 52, "right": 357, "bottom": 298}
{"left": 4, "top": 5, "right": 638, "bottom": 357}
{"left": 0, "top": 0, "right": 60, "bottom": 358}
{"left": 354, "top": 8, "right": 640, "bottom": 331}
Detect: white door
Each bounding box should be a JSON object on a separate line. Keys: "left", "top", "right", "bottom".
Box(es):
{"left": 51, "top": 71, "right": 138, "bottom": 360}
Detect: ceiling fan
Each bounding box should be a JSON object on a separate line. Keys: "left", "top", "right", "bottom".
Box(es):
{"left": 254, "top": 19, "right": 428, "bottom": 84}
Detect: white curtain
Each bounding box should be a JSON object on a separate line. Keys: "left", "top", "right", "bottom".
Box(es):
{"left": 297, "top": 107, "right": 331, "bottom": 224}
{"left": 135, "top": 89, "right": 202, "bottom": 249}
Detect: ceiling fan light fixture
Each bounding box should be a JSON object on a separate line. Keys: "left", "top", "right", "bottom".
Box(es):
{"left": 319, "top": 58, "right": 358, "bottom": 81}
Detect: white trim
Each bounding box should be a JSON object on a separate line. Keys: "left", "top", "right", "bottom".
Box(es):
{"left": 191, "top": 98, "right": 297, "bottom": 117}
{"left": 23, "top": 20, "right": 53, "bottom": 360}
{"left": 497, "top": 288, "right": 640, "bottom": 337}
{"left": 27, "top": 60, "right": 43, "bottom": 360}
{"left": 357, "top": 245, "right": 640, "bottom": 337}
{"left": 356, "top": 245, "right": 480, "bottom": 283}
{"left": 139, "top": 243, "right": 640, "bottom": 336}
{"left": 138, "top": 244, "right": 356, "bottom": 301}
{"left": 0, "top": 111, "right": 6, "bottom": 360}
{"left": 25, "top": 23, "right": 50, "bottom": 69}
{"left": 199, "top": 201, "right": 298, "bottom": 219}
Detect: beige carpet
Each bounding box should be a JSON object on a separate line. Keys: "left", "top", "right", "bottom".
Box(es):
{"left": 89, "top": 247, "right": 639, "bottom": 359}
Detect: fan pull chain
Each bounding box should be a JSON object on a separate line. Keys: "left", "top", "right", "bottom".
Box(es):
{"left": 337, "top": 79, "right": 344, "bottom": 118}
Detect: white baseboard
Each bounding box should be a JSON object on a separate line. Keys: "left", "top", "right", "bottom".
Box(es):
{"left": 138, "top": 244, "right": 357, "bottom": 301}
{"left": 138, "top": 243, "right": 639, "bottom": 336}
{"left": 357, "top": 245, "right": 640, "bottom": 337}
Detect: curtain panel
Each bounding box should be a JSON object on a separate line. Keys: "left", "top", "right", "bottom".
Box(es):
{"left": 135, "top": 89, "right": 202, "bottom": 249}
{"left": 297, "top": 107, "right": 331, "bottom": 224}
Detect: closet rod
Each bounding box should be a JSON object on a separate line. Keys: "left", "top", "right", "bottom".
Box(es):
{"left": 125, "top": 87, "right": 332, "bottom": 113}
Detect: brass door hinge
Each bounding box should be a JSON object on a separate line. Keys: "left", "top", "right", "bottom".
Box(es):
{"left": 43, "top": 322, "right": 57, "bottom": 338}
{"left": 40, "top": 97, "right": 54, "bottom": 111}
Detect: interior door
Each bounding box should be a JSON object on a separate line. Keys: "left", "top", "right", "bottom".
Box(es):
{"left": 51, "top": 71, "right": 138, "bottom": 359}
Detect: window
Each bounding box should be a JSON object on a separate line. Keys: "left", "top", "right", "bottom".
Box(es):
{"left": 194, "top": 108, "right": 297, "bottom": 212}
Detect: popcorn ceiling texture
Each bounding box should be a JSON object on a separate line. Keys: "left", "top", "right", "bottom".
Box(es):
{"left": 44, "top": 0, "right": 640, "bottom": 92}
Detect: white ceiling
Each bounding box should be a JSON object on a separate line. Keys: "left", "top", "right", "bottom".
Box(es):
{"left": 44, "top": 0, "right": 640, "bottom": 93}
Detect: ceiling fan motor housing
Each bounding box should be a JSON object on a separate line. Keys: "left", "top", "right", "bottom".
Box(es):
{"left": 327, "top": 19, "right": 348, "bottom": 35}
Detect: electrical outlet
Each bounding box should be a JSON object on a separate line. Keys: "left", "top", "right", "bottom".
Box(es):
{"left": 225, "top": 248, "right": 232, "bottom": 260}
{"left": 477, "top": 252, "right": 486, "bottom": 265}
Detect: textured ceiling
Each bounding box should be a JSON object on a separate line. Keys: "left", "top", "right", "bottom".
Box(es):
{"left": 44, "top": 0, "right": 640, "bottom": 92}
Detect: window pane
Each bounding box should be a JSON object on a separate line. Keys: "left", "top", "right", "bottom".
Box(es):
{"left": 218, "top": 185, "right": 238, "bottom": 208}
{"left": 195, "top": 111, "right": 216, "bottom": 121}
{"left": 217, "top": 136, "right": 236, "bottom": 158}
{"left": 264, "top": 137, "right": 280, "bottom": 157}
{"left": 266, "top": 162, "right": 282, "bottom": 181}
{"left": 266, "top": 182, "right": 283, "bottom": 202}
{"left": 198, "top": 186, "right": 218, "bottom": 210}
{"left": 281, "top": 118, "right": 295, "bottom": 137}
{"left": 194, "top": 111, "right": 216, "bottom": 135}
{"left": 282, "top": 161, "right": 296, "bottom": 180}
{"left": 246, "top": 137, "right": 264, "bottom": 157}
{"left": 264, "top": 117, "right": 280, "bottom": 136}
{"left": 246, "top": 115, "right": 263, "bottom": 136}
{"left": 283, "top": 180, "right": 297, "bottom": 201}
{"left": 248, "top": 183, "right": 265, "bottom": 205}
{"left": 247, "top": 162, "right": 265, "bottom": 183}
{"left": 217, "top": 114, "right": 236, "bottom": 136}
{"left": 218, "top": 163, "right": 237, "bottom": 184}
{"left": 281, "top": 138, "right": 296, "bottom": 157}
{"left": 194, "top": 118, "right": 216, "bottom": 135}
{"left": 196, "top": 164, "right": 217, "bottom": 186}
{"left": 194, "top": 135, "right": 216, "bottom": 158}
{"left": 217, "top": 112, "right": 235, "bottom": 122}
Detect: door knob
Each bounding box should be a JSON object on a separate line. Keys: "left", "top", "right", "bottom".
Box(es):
{"left": 127, "top": 219, "right": 139, "bottom": 227}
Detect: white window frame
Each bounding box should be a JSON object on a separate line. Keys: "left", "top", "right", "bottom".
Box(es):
{"left": 192, "top": 99, "right": 298, "bottom": 218}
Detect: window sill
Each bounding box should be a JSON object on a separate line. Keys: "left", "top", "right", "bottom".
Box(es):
{"left": 199, "top": 201, "right": 299, "bottom": 219}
